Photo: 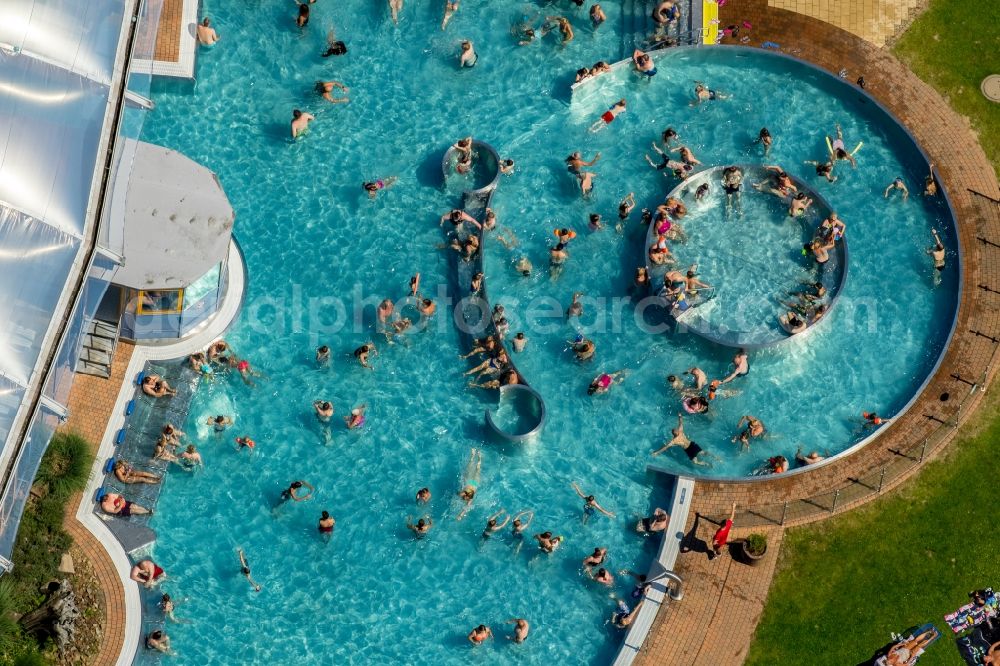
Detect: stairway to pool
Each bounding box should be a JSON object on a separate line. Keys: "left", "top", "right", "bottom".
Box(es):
{"left": 620, "top": 0, "right": 706, "bottom": 60}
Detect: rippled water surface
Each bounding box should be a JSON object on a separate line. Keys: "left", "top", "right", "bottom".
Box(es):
{"left": 137, "top": 1, "right": 958, "bottom": 662}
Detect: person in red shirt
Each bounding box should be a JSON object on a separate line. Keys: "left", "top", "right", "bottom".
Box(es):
{"left": 710, "top": 502, "right": 737, "bottom": 560}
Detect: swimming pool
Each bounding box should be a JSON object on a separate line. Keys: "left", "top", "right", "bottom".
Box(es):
{"left": 136, "top": 0, "right": 958, "bottom": 661}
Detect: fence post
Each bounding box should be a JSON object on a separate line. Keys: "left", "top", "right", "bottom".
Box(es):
{"left": 919, "top": 438, "right": 928, "bottom": 462}
{"left": 780, "top": 501, "right": 787, "bottom": 526}
{"left": 830, "top": 489, "right": 840, "bottom": 513}
{"left": 877, "top": 467, "right": 886, "bottom": 494}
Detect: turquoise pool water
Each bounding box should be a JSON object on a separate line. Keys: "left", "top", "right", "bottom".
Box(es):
{"left": 137, "top": 0, "right": 958, "bottom": 662}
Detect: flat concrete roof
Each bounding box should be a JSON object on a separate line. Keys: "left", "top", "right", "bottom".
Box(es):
{"left": 112, "top": 140, "right": 233, "bottom": 289}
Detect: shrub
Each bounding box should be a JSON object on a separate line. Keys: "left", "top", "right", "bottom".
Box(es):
{"left": 745, "top": 533, "right": 768, "bottom": 556}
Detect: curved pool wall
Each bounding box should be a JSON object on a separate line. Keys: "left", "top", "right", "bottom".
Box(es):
{"left": 443, "top": 140, "right": 546, "bottom": 441}
{"left": 629, "top": 45, "right": 962, "bottom": 483}
{"left": 646, "top": 164, "right": 849, "bottom": 350}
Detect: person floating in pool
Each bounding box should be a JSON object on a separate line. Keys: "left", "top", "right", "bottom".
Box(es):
{"left": 321, "top": 31, "right": 347, "bottom": 57}
{"left": 589, "top": 4, "right": 606, "bottom": 28}
{"left": 720, "top": 349, "right": 749, "bottom": 384}
{"left": 587, "top": 370, "right": 624, "bottom": 395}
{"left": 927, "top": 228, "right": 946, "bottom": 280}
{"left": 755, "top": 127, "right": 773, "bottom": 155}
{"left": 234, "top": 436, "right": 255, "bottom": 453}
{"left": 693, "top": 81, "right": 728, "bottom": 105}
{"left": 721, "top": 166, "right": 744, "bottom": 214}
{"left": 632, "top": 49, "right": 656, "bottom": 78}
{"left": 197, "top": 17, "right": 220, "bottom": 46}
{"left": 883, "top": 176, "right": 910, "bottom": 200}
{"left": 276, "top": 480, "right": 314, "bottom": 508}
{"left": 237, "top": 549, "right": 262, "bottom": 592}
{"left": 295, "top": 2, "right": 310, "bottom": 28}
{"left": 589, "top": 98, "right": 626, "bottom": 133}
{"left": 316, "top": 80, "right": 349, "bottom": 104}
{"left": 459, "top": 40, "right": 477, "bottom": 68}
{"left": 388, "top": 0, "right": 403, "bottom": 24}
{"left": 788, "top": 192, "right": 813, "bottom": 218}
{"left": 635, "top": 507, "right": 669, "bottom": 534}
{"left": 682, "top": 394, "right": 709, "bottom": 414}
{"left": 318, "top": 510, "right": 335, "bottom": 541}
{"left": 510, "top": 510, "right": 533, "bottom": 553}
{"left": 344, "top": 405, "right": 366, "bottom": 429}
{"left": 652, "top": 413, "right": 718, "bottom": 466}
{"left": 362, "top": 177, "right": 395, "bottom": 200}
{"left": 407, "top": 515, "right": 433, "bottom": 537}
{"left": 481, "top": 509, "right": 510, "bottom": 539}
{"left": 315, "top": 345, "right": 330, "bottom": 365}
{"left": 795, "top": 447, "right": 825, "bottom": 466}
{"left": 827, "top": 123, "right": 860, "bottom": 168}
{"left": 804, "top": 157, "right": 838, "bottom": 183}
{"left": 290, "top": 109, "right": 314, "bottom": 139}
{"left": 753, "top": 165, "right": 797, "bottom": 198}
{"left": 353, "top": 343, "right": 376, "bottom": 369}
{"left": 566, "top": 150, "right": 600, "bottom": 175}
{"left": 862, "top": 411, "right": 890, "bottom": 428}
{"left": 468, "top": 624, "right": 492, "bottom": 645}
{"left": 533, "top": 531, "right": 564, "bottom": 553}
{"left": 612, "top": 598, "right": 644, "bottom": 628}
{"left": 571, "top": 482, "right": 616, "bottom": 523}
{"left": 507, "top": 618, "right": 530, "bottom": 643}
{"left": 313, "top": 400, "right": 333, "bottom": 424}
{"left": 456, "top": 448, "right": 482, "bottom": 520}
{"left": 441, "top": 0, "right": 459, "bottom": 30}
{"left": 923, "top": 164, "right": 938, "bottom": 196}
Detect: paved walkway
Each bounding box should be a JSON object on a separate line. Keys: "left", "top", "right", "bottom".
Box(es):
{"left": 58, "top": 342, "right": 134, "bottom": 666}
{"left": 766, "top": 0, "right": 928, "bottom": 46}
{"left": 635, "top": 0, "right": 1000, "bottom": 663}
{"left": 636, "top": 519, "right": 783, "bottom": 665}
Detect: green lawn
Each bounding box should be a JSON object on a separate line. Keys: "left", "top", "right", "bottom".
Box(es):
{"left": 746, "top": 385, "right": 1000, "bottom": 665}
{"left": 893, "top": 0, "right": 1000, "bottom": 179}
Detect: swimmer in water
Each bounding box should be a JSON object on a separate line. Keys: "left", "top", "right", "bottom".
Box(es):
{"left": 315, "top": 345, "right": 330, "bottom": 364}
{"left": 441, "top": 0, "right": 459, "bottom": 30}
{"left": 290, "top": 109, "right": 314, "bottom": 139}
{"left": 612, "top": 599, "right": 644, "bottom": 628}
{"left": 589, "top": 567, "right": 615, "bottom": 586}
{"left": 883, "top": 177, "right": 909, "bottom": 200}
{"left": 589, "top": 98, "right": 626, "bottom": 133}
{"left": 788, "top": 192, "right": 813, "bottom": 218}
{"left": 683, "top": 395, "right": 709, "bottom": 414}
{"left": 923, "top": 164, "right": 938, "bottom": 196}
{"left": 510, "top": 510, "right": 534, "bottom": 551}
{"left": 131, "top": 559, "right": 165, "bottom": 588}
{"left": 440, "top": 208, "right": 482, "bottom": 231}
{"left": 234, "top": 436, "right": 255, "bottom": 453}
{"left": 456, "top": 448, "right": 482, "bottom": 520}
{"left": 719, "top": 349, "right": 749, "bottom": 384}
{"left": 695, "top": 183, "right": 710, "bottom": 201}
{"left": 388, "top": 0, "right": 403, "bottom": 24}
{"left": 651, "top": 413, "right": 718, "bottom": 467}
{"left": 827, "top": 123, "right": 858, "bottom": 168}
{"left": 534, "top": 531, "right": 564, "bottom": 554}
{"left": 577, "top": 171, "right": 596, "bottom": 198}
{"left": 313, "top": 400, "right": 333, "bottom": 423}
{"left": 314, "top": 511, "right": 335, "bottom": 544}
{"left": 482, "top": 510, "right": 510, "bottom": 539}
{"left": 499, "top": 158, "right": 515, "bottom": 174}
{"left": 468, "top": 624, "right": 492, "bottom": 645}
{"left": 734, "top": 415, "right": 765, "bottom": 445}
{"left": 566, "top": 292, "right": 584, "bottom": 319}
{"left": 927, "top": 228, "right": 946, "bottom": 278}
{"left": 693, "top": 81, "right": 728, "bottom": 105}
{"left": 515, "top": 256, "right": 533, "bottom": 277}
{"left": 755, "top": 127, "right": 772, "bottom": 155}
{"left": 635, "top": 508, "right": 669, "bottom": 534}
{"left": 276, "top": 480, "right": 314, "bottom": 507}
{"left": 804, "top": 158, "right": 838, "bottom": 183}
{"left": 590, "top": 4, "right": 606, "bottom": 28}
{"left": 407, "top": 515, "right": 433, "bottom": 537}
{"left": 587, "top": 370, "right": 624, "bottom": 394}
{"left": 571, "top": 482, "right": 616, "bottom": 522}
{"left": 672, "top": 145, "right": 701, "bottom": 166}
{"left": 795, "top": 447, "right": 825, "bottom": 466}
{"left": 632, "top": 49, "right": 657, "bottom": 78}
{"left": 618, "top": 192, "right": 636, "bottom": 229}
{"left": 512, "top": 332, "right": 528, "bottom": 353}
{"left": 179, "top": 444, "right": 203, "bottom": 468}
{"left": 344, "top": 405, "right": 366, "bottom": 429}
{"left": 363, "top": 177, "right": 396, "bottom": 199}
{"left": 862, "top": 411, "right": 890, "bottom": 428}
{"left": 459, "top": 40, "right": 477, "bottom": 68}
{"left": 238, "top": 548, "right": 262, "bottom": 592}
{"left": 296, "top": 2, "right": 310, "bottom": 28}
{"left": 316, "top": 80, "right": 349, "bottom": 104}
{"left": 354, "top": 343, "right": 376, "bottom": 368}
{"left": 683, "top": 367, "right": 708, "bottom": 390}
{"left": 565, "top": 150, "right": 600, "bottom": 174}
{"left": 321, "top": 30, "right": 347, "bottom": 57}
{"left": 507, "top": 618, "right": 530, "bottom": 643}
{"left": 544, "top": 16, "right": 574, "bottom": 44}
{"left": 721, "top": 166, "right": 744, "bottom": 213}
{"left": 197, "top": 17, "right": 220, "bottom": 46}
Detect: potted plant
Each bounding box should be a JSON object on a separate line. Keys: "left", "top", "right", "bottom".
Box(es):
{"left": 739, "top": 533, "right": 768, "bottom": 566}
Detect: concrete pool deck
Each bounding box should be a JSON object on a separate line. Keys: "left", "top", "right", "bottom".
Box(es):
{"left": 629, "top": 0, "right": 1000, "bottom": 663}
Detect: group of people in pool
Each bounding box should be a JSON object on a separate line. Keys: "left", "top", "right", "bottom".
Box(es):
{"left": 430, "top": 450, "right": 673, "bottom": 642}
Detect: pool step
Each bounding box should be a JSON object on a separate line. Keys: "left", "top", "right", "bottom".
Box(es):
{"left": 76, "top": 318, "right": 120, "bottom": 378}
